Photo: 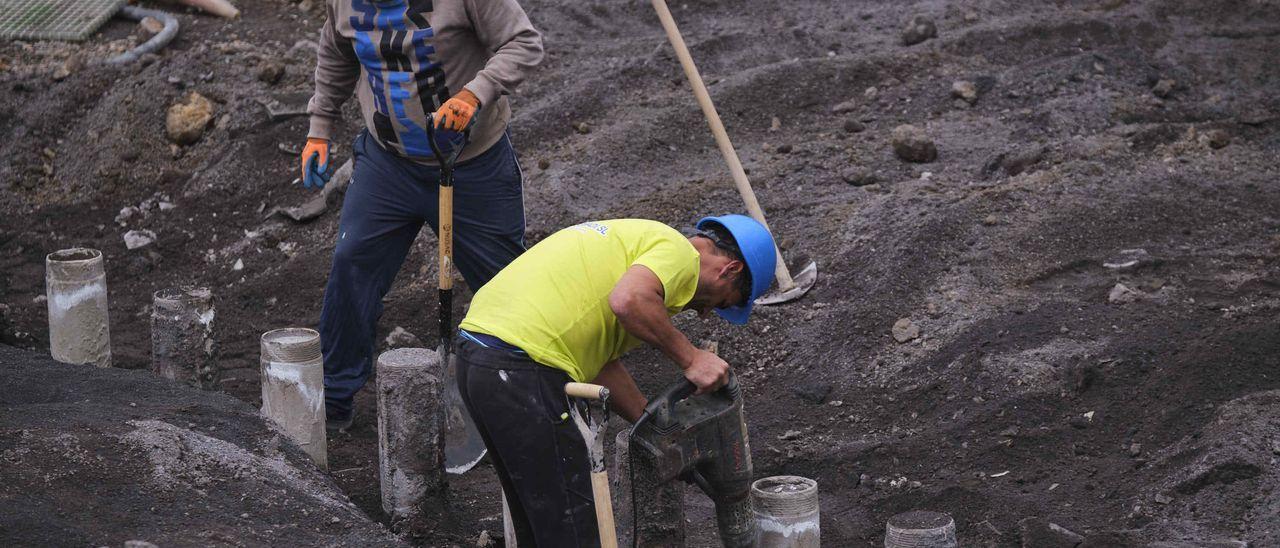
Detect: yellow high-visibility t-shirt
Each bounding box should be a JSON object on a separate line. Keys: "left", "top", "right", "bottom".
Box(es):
{"left": 459, "top": 219, "right": 700, "bottom": 382}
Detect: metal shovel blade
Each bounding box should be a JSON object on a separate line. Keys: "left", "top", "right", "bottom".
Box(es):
{"left": 442, "top": 351, "right": 487, "bottom": 474}
{"left": 754, "top": 261, "right": 818, "bottom": 305}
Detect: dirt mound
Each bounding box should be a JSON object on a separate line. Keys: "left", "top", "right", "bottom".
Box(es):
{"left": 0, "top": 345, "right": 402, "bottom": 547}
{"left": 1, "top": 0, "right": 1279, "bottom": 545}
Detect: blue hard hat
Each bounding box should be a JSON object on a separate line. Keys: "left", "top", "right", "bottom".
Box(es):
{"left": 696, "top": 214, "right": 778, "bottom": 325}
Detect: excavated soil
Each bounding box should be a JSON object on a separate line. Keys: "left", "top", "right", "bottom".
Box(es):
{"left": 2, "top": 0, "right": 1280, "bottom": 545}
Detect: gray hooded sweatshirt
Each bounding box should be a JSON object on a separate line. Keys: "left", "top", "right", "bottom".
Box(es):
{"left": 308, "top": 0, "right": 543, "bottom": 163}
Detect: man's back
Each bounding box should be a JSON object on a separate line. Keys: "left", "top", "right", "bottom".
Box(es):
{"left": 460, "top": 219, "right": 700, "bottom": 382}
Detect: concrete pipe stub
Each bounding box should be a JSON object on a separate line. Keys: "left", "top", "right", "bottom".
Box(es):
{"left": 151, "top": 287, "right": 217, "bottom": 389}
{"left": 46, "top": 247, "right": 111, "bottom": 367}
{"left": 752, "top": 475, "right": 820, "bottom": 547}
{"left": 884, "top": 511, "right": 957, "bottom": 548}
{"left": 261, "top": 327, "right": 322, "bottom": 364}
{"left": 376, "top": 347, "right": 446, "bottom": 532}
{"left": 260, "top": 328, "right": 327, "bottom": 469}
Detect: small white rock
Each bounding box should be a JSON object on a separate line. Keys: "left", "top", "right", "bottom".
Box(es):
{"left": 232, "top": 258, "right": 244, "bottom": 271}
{"left": 124, "top": 229, "right": 157, "bottom": 250}
{"left": 1108, "top": 283, "right": 1143, "bottom": 304}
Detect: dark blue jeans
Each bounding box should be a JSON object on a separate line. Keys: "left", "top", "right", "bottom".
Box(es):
{"left": 320, "top": 130, "right": 526, "bottom": 416}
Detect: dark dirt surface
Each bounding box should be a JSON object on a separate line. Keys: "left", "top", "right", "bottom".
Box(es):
{"left": 0, "top": 345, "right": 403, "bottom": 547}
{"left": 2, "top": 0, "right": 1280, "bottom": 545}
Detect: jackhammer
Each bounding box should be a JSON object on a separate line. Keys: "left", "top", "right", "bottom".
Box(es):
{"left": 629, "top": 373, "right": 756, "bottom": 547}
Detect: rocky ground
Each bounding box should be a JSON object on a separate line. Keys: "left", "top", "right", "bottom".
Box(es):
{"left": 2, "top": 0, "right": 1279, "bottom": 545}
{"left": 0, "top": 346, "right": 404, "bottom": 546}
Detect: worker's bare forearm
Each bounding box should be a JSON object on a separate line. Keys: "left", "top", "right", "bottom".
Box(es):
{"left": 612, "top": 289, "right": 698, "bottom": 370}
{"left": 595, "top": 360, "right": 646, "bottom": 423}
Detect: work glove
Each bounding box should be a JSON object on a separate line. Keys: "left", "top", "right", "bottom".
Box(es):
{"left": 300, "top": 137, "right": 333, "bottom": 189}
{"left": 433, "top": 89, "right": 480, "bottom": 132}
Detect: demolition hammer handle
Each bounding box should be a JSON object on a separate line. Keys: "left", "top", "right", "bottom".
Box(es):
{"left": 565, "top": 382, "right": 611, "bottom": 401}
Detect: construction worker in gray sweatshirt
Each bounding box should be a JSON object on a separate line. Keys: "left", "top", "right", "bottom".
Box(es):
{"left": 299, "top": 0, "right": 544, "bottom": 429}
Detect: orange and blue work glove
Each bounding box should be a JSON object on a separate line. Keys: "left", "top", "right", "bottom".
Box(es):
{"left": 433, "top": 89, "right": 480, "bottom": 131}
{"left": 300, "top": 137, "right": 333, "bottom": 189}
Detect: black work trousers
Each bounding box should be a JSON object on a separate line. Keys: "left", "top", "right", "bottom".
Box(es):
{"left": 454, "top": 336, "right": 600, "bottom": 547}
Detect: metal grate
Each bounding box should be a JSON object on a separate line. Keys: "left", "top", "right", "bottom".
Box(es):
{"left": 0, "top": 0, "right": 126, "bottom": 42}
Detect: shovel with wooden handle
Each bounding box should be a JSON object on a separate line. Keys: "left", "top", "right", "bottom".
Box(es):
{"left": 648, "top": 0, "right": 817, "bottom": 305}
{"left": 565, "top": 382, "right": 619, "bottom": 548}
{"left": 425, "top": 116, "right": 488, "bottom": 475}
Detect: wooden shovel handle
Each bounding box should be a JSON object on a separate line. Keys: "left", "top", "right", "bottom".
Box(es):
{"left": 438, "top": 185, "right": 453, "bottom": 291}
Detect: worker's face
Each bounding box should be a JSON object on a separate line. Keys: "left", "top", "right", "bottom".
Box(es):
{"left": 695, "top": 258, "right": 747, "bottom": 318}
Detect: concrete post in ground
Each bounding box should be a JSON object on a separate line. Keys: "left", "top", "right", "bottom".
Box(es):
{"left": 884, "top": 511, "right": 957, "bottom": 548}
{"left": 151, "top": 287, "right": 217, "bottom": 389}
{"left": 45, "top": 248, "right": 111, "bottom": 367}
{"left": 376, "top": 347, "right": 445, "bottom": 531}
{"left": 260, "top": 328, "right": 327, "bottom": 469}
{"left": 752, "top": 476, "right": 820, "bottom": 547}
{"left": 611, "top": 430, "right": 685, "bottom": 547}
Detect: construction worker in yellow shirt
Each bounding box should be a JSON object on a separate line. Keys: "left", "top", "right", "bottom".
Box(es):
{"left": 454, "top": 214, "right": 777, "bottom": 546}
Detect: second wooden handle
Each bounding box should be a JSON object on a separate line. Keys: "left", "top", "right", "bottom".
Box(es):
{"left": 565, "top": 382, "right": 609, "bottom": 401}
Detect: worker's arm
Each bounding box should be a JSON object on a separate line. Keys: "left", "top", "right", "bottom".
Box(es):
{"left": 462, "top": 0, "right": 545, "bottom": 107}
{"left": 305, "top": 4, "right": 360, "bottom": 142}
{"left": 595, "top": 360, "right": 645, "bottom": 423}
{"left": 609, "top": 265, "right": 729, "bottom": 394}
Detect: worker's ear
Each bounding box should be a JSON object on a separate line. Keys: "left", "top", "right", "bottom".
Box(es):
{"left": 718, "top": 259, "right": 744, "bottom": 281}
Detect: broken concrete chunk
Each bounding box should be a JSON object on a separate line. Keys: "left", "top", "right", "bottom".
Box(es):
{"left": 841, "top": 167, "right": 878, "bottom": 186}
{"left": 892, "top": 318, "right": 920, "bottom": 342}
{"left": 139, "top": 17, "right": 166, "bottom": 35}
{"left": 257, "top": 61, "right": 286, "bottom": 85}
{"left": 1003, "top": 146, "right": 1044, "bottom": 176}
{"left": 891, "top": 125, "right": 937, "bottom": 163}
{"left": 124, "top": 229, "right": 157, "bottom": 250}
{"left": 1200, "top": 129, "right": 1230, "bottom": 149}
{"left": 1108, "top": 283, "right": 1142, "bottom": 304}
{"left": 171, "top": 0, "right": 241, "bottom": 19}
{"left": 951, "top": 80, "right": 979, "bottom": 104}
{"left": 901, "top": 15, "right": 937, "bottom": 46}
{"left": 51, "top": 56, "right": 85, "bottom": 81}
{"left": 832, "top": 99, "right": 858, "bottom": 114}
{"left": 384, "top": 326, "right": 423, "bottom": 349}
{"left": 116, "top": 206, "right": 141, "bottom": 225}
{"left": 1018, "top": 517, "right": 1085, "bottom": 548}
{"left": 166, "top": 92, "right": 215, "bottom": 146}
